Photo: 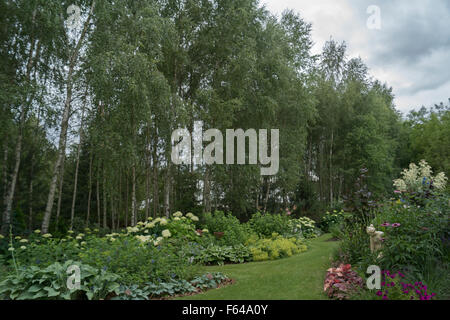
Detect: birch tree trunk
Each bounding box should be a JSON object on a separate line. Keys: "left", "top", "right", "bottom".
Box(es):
{"left": 85, "top": 153, "right": 93, "bottom": 227}
{"left": 1, "top": 10, "right": 38, "bottom": 235}
{"left": 131, "top": 165, "right": 137, "bottom": 226}
{"left": 55, "top": 156, "right": 65, "bottom": 228}
{"left": 152, "top": 133, "right": 159, "bottom": 217}
{"left": 263, "top": 177, "right": 271, "bottom": 213}
{"left": 102, "top": 165, "right": 107, "bottom": 229}
{"left": 41, "top": 1, "right": 96, "bottom": 233}
{"left": 203, "top": 167, "right": 211, "bottom": 214}
{"left": 70, "top": 98, "right": 86, "bottom": 230}
{"left": 163, "top": 165, "right": 171, "bottom": 218}
{"left": 2, "top": 144, "right": 8, "bottom": 209}
{"left": 96, "top": 166, "right": 101, "bottom": 226}
{"left": 329, "top": 130, "right": 334, "bottom": 206}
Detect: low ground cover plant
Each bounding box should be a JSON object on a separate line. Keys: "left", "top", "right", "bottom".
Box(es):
{"left": 0, "top": 260, "right": 121, "bottom": 300}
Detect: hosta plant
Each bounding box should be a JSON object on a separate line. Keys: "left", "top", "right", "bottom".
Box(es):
{"left": 0, "top": 260, "right": 120, "bottom": 300}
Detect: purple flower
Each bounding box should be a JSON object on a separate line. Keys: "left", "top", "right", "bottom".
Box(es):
{"left": 391, "top": 223, "right": 401, "bottom": 228}
{"left": 376, "top": 291, "right": 383, "bottom": 296}
{"left": 381, "top": 222, "right": 391, "bottom": 227}
{"left": 382, "top": 295, "right": 388, "bottom": 300}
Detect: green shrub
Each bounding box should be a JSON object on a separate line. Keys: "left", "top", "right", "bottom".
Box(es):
{"left": 246, "top": 234, "right": 308, "bottom": 261}
{"left": 248, "top": 212, "right": 291, "bottom": 237}
{"left": 78, "top": 236, "right": 196, "bottom": 286}
{"left": 319, "top": 210, "right": 346, "bottom": 233}
{"left": 288, "top": 216, "right": 321, "bottom": 239}
{"left": 193, "top": 244, "right": 251, "bottom": 265}
{"left": 202, "top": 211, "right": 251, "bottom": 246}
{"left": 372, "top": 198, "right": 448, "bottom": 272}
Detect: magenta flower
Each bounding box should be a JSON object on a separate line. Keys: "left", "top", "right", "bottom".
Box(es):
{"left": 391, "top": 223, "right": 401, "bottom": 228}
{"left": 381, "top": 222, "right": 391, "bottom": 227}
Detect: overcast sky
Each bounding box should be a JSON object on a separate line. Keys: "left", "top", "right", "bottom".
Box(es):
{"left": 263, "top": 0, "right": 450, "bottom": 114}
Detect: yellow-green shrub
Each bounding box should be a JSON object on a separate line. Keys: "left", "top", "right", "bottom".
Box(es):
{"left": 246, "top": 235, "right": 308, "bottom": 261}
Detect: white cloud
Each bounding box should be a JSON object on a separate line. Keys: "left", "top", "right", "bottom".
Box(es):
{"left": 262, "top": 0, "right": 450, "bottom": 114}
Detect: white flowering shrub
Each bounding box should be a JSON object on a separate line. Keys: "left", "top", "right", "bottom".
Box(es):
{"left": 393, "top": 160, "right": 447, "bottom": 193}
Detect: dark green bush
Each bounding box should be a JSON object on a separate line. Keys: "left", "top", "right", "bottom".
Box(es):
{"left": 248, "top": 212, "right": 290, "bottom": 237}
{"left": 202, "top": 211, "right": 251, "bottom": 246}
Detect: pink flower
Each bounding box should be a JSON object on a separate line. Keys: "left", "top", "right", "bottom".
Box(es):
{"left": 391, "top": 223, "right": 401, "bottom": 228}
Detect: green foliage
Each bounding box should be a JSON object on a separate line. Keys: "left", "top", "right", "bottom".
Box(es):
{"left": 333, "top": 221, "right": 374, "bottom": 271}
{"left": 246, "top": 234, "right": 308, "bottom": 261}
{"left": 193, "top": 244, "right": 251, "bottom": 265}
{"left": 0, "top": 260, "right": 120, "bottom": 300}
{"left": 288, "top": 216, "right": 322, "bottom": 239}
{"left": 343, "top": 168, "right": 378, "bottom": 226}
{"left": 202, "top": 211, "right": 251, "bottom": 246}
{"left": 319, "top": 210, "right": 346, "bottom": 233}
{"left": 248, "top": 212, "right": 291, "bottom": 237}
{"left": 78, "top": 236, "right": 195, "bottom": 286}
{"left": 405, "top": 103, "right": 450, "bottom": 178}
{"left": 113, "top": 272, "right": 228, "bottom": 299}
{"left": 373, "top": 197, "right": 448, "bottom": 272}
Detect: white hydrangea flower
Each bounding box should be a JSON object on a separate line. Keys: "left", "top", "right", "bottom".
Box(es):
{"left": 393, "top": 160, "right": 447, "bottom": 192}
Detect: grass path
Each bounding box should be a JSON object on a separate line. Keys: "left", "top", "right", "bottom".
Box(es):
{"left": 177, "top": 234, "right": 340, "bottom": 300}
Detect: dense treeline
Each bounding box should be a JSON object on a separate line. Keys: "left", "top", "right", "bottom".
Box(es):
{"left": 1, "top": 0, "right": 449, "bottom": 235}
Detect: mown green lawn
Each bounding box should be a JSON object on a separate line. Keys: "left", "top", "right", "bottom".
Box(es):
{"left": 177, "top": 234, "right": 340, "bottom": 300}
